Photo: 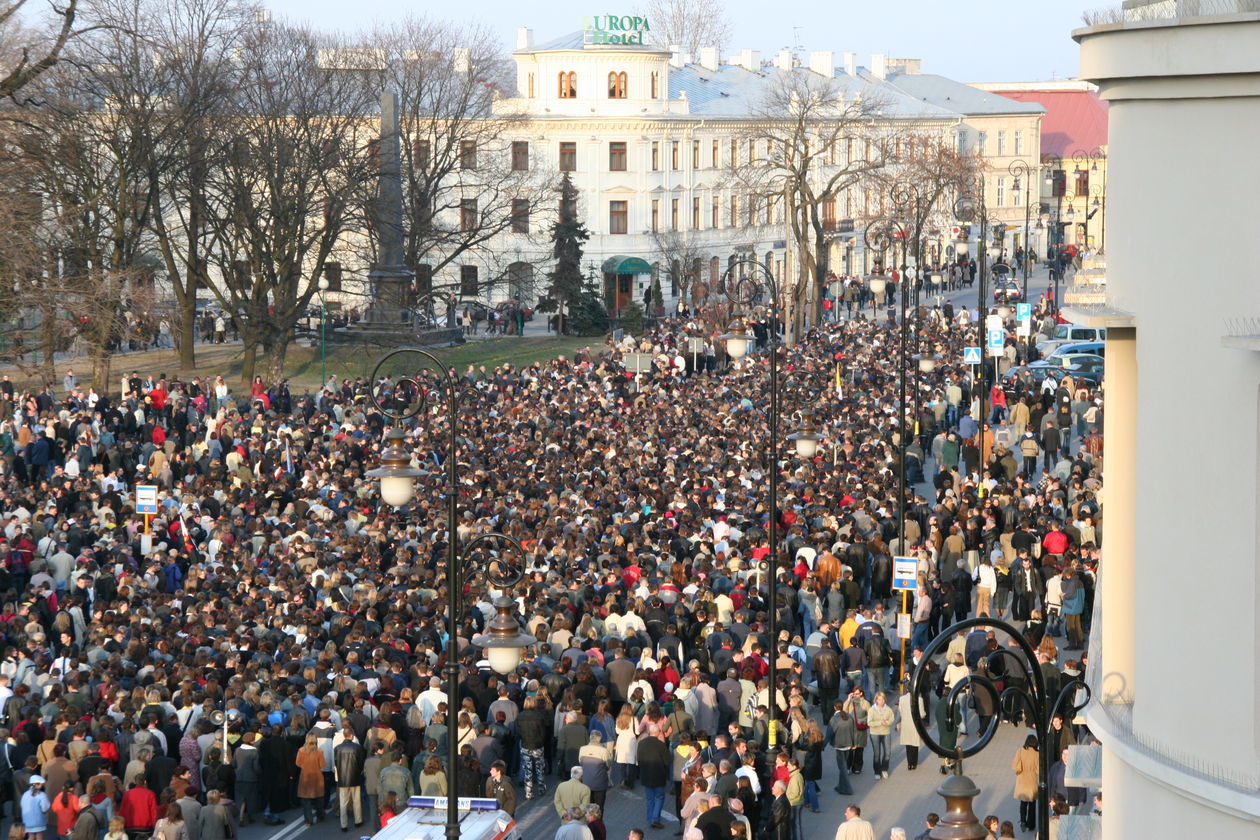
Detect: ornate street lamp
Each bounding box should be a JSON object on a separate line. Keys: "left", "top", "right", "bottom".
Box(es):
{"left": 366, "top": 347, "right": 535, "bottom": 840}
{"left": 715, "top": 257, "right": 813, "bottom": 746}
{"left": 909, "top": 617, "right": 1090, "bottom": 840}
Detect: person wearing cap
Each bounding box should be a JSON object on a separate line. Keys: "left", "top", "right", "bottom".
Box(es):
{"left": 20, "top": 773, "right": 50, "bottom": 840}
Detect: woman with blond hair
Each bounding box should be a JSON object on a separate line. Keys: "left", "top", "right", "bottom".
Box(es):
{"left": 294, "top": 734, "right": 325, "bottom": 826}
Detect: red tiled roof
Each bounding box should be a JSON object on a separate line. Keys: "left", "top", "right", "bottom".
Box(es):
{"left": 987, "top": 89, "right": 1109, "bottom": 158}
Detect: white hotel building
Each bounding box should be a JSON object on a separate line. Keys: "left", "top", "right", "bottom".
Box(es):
{"left": 436, "top": 26, "right": 1043, "bottom": 314}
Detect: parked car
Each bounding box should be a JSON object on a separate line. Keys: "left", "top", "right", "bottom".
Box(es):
{"left": 1001, "top": 364, "right": 1068, "bottom": 402}
{"left": 1045, "top": 341, "right": 1105, "bottom": 365}
{"left": 1028, "top": 357, "right": 1103, "bottom": 386}
{"left": 1036, "top": 323, "right": 1107, "bottom": 356}
{"left": 992, "top": 280, "right": 1023, "bottom": 303}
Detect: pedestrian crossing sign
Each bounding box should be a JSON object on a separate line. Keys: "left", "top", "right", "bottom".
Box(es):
{"left": 963, "top": 346, "right": 981, "bottom": 365}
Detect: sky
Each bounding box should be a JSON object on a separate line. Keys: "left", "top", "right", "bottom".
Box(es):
{"left": 259, "top": 0, "right": 1104, "bottom": 82}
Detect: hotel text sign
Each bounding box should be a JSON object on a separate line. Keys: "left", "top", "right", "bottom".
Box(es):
{"left": 583, "top": 15, "right": 651, "bottom": 45}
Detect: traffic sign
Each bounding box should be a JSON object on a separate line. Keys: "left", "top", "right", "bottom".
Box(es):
{"left": 987, "top": 328, "right": 1005, "bottom": 357}
{"left": 135, "top": 484, "right": 159, "bottom": 515}
{"left": 962, "top": 346, "right": 982, "bottom": 365}
{"left": 892, "top": 556, "right": 918, "bottom": 591}
{"left": 1016, "top": 302, "right": 1032, "bottom": 321}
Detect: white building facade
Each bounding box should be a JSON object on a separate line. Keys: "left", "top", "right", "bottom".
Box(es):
{"left": 1069, "top": 3, "right": 1260, "bottom": 837}
{"left": 430, "top": 25, "right": 1043, "bottom": 315}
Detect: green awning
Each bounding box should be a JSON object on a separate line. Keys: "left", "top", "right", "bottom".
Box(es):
{"left": 601, "top": 255, "right": 653, "bottom": 274}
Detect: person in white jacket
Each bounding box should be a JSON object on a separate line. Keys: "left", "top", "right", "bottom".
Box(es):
{"left": 973, "top": 558, "right": 997, "bottom": 617}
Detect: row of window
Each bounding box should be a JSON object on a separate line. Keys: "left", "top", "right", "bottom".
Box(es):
{"left": 417, "top": 137, "right": 886, "bottom": 174}
{"left": 548, "top": 70, "right": 661, "bottom": 100}
{"left": 960, "top": 128, "right": 1026, "bottom": 157}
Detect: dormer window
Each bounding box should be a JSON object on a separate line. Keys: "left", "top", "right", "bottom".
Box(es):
{"left": 559, "top": 71, "right": 577, "bottom": 98}
{"left": 608, "top": 71, "right": 627, "bottom": 99}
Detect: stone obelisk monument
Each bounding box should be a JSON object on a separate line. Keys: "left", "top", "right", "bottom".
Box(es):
{"left": 365, "top": 91, "right": 413, "bottom": 324}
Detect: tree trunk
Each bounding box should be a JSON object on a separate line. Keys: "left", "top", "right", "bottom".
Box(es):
{"left": 39, "top": 309, "right": 57, "bottom": 386}
{"left": 177, "top": 295, "right": 197, "bottom": 371}
{"left": 267, "top": 337, "right": 289, "bottom": 384}
{"left": 239, "top": 339, "right": 258, "bottom": 388}
{"left": 90, "top": 341, "right": 112, "bottom": 398}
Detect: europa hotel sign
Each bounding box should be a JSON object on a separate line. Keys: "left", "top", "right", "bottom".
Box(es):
{"left": 582, "top": 15, "right": 651, "bottom": 45}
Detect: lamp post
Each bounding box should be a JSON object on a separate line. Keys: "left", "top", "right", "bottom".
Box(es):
{"left": 317, "top": 276, "right": 329, "bottom": 388}
{"left": 908, "top": 617, "right": 1091, "bottom": 840}
{"left": 954, "top": 186, "right": 999, "bottom": 496}
{"left": 1072, "top": 148, "right": 1106, "bottom": 254}
{"left": 366, "top": 348, "right": 536, "bottom": 840}
{"left": 1008, "top": 159, "right": 1035, "bottom": 306}
{"left": 716, "top": 257, "right": 819, "bottom": 745}
{"left": 867, "top": 275, "right": 887, "bottom": 316}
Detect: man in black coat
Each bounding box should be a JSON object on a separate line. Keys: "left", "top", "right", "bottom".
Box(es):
{"left": 636, "top": 724, "right": 670, "bottom": 829}
{"left": 332, "top": 727, "right": 366, "bottom": 830}
{"left": 813, "top": 641, "right": 841, "bottom": 717}
{"left": 766, "top": 780, "right": 791, "bottom": 840}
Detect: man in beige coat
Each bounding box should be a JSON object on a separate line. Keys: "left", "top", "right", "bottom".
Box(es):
{"left": 553, "top": 766, "right": 590, "bottom": 818}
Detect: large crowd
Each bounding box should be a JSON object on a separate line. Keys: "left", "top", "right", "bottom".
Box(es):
{"left": 0, "top": 278, "right": 1103, "bottom": 840}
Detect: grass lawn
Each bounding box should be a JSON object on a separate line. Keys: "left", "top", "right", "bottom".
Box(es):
{"left": 7, "top": 335, "right": 596, "bottom": 395}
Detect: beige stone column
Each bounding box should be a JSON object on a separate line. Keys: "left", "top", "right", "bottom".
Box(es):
{"left": 1100, "top": 326, "right": 1136, "bottom": 704}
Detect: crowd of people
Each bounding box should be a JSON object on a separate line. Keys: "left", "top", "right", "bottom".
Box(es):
{"left": 0, "top": 276, "right": 1102, "bottom": 840}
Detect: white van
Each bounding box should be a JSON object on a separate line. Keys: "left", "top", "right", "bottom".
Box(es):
{"left": 1036, "top": 324, "right": 1107, "bottom": 357}
{"left": 368, "top": 797, "right": 519, "bottom": 840}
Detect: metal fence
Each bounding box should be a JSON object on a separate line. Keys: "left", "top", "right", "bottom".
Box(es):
{"left": 1085, "top": 0, "right": 1260, "bottom": 25}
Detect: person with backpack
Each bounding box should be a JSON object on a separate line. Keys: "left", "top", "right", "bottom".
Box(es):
{"left": 862, "top": 631, "right": 893, "bottom": 699}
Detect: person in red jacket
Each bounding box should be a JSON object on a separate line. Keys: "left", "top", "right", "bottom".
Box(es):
{"left": 1042, "top": 524, "right": 1070, "bottom": 563}
{"left": 119, "top": 774, "right": 157, "bottom": 837}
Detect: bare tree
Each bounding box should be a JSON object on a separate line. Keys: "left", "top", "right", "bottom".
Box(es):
{"left": 732, "top": 71, "right": 889, "bottom": 341}
{"left": 651, "top": 229, "right": 708, "bottom": 313}
{"left": 199, "top": 21, "right": 377, "bottom": 385}
{"left": 360, "top": 17, "right": 555, "bottom": 305}
{"left": 641, "top": 0, "right": 733, "bottom": 57}
{"left": 0, "top": 0, "right": 83, "bottom": 103}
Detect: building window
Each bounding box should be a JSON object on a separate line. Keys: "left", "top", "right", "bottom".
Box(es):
{"left": 1051, "top": 169, "right": 1066, "bottom": 197}
{"left": 558, "top": 71, "right": 577, "bottom": 98}
{"left": 671, "top": 198, "right": 679, "bottom": 230}
{"left": 1014, "top": 130, "right": 1023, "bottom": 156}
{"left": 559, "top": 142, "right": 577, "bottom": 172}
{"left": 730, "top": 140, "right": 738, "bottom": 168}
{"left": 671, "top": 141, "right": 679, "bottom": 170}
{"left": 414, "top": 140, "right": 430, "bottom": 170}
{"left": 711, "top": 139, "right": 719, "bottom": 168}
{"left": 1075, "top": 169, "right": 1090, "bottom": 194}
{"left": 323, "top": 262, "right": 342, "bottom": 292}
{"left": 608, "top": 71, "right": 627, "bottom": 98}
{"left": 747, "top": 195, "right": 756, "bottom": 226}
{"left": 977, "top": 132, "right": 987, "bottom": 156}
{"left": 692, "top": 140, "right": 700, "bottom": 169}
{"left": 459, "top": 140, "right": 476, "bottom": 170}
{"left": 729, "top": 195, "right": 738, "bottom": 226}
{"left": 996, "top": 177, "right": 1005, "bottom": 207}
{"left": 560, "top": 193, "right": 577, "bottom": 221}
{"left": 711, "top": 196, "right": 719, "bottom": 228}
{"left": 1013, "top": 179, "right": 1022, "bottom": 207}
{"left": 416, "top": 263, "right": 432, "bottom": 293}
{"left": 957, "top": 131, "right": 967, "bottom": 155}
{"left": 609, "top": 200, "right": 628, "bottom": 234}
{"left": 511, "top": 141, "right": 529, "bottom": 171}
{"left": 692, "top": 197, "right": 700, "bottom": 229}
{"left": 510, "top": 199, "right": 530, "bottom": 233}
{"left": 651, "top": 142, "right": 659, "bottom": 171}
{"left": 823, "top": 198, "right": 836, "bottom": 230}
{"left": 997, "top": 131, "right": 1006, "bottom": 156}
{"left": 527, "top": 73, "right": 535, "bottom": 98}
{"left": 460, "top": 265, "right": 478, "bottom": 297}
{"left": 650, "top": 71, "right": 659, "bottom": 98}
{"left": 460, "top": 198, "right": 477, "bottom": 231}
{"left": 651, "top": 199, "right": 659, "bottom": 232}
{"left": 609, "top": 142, "right": 627, "bottom": 171}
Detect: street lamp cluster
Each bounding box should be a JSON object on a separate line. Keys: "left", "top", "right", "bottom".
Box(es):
{"left": 365, "top": 348, "right": 536, "bottom": 840}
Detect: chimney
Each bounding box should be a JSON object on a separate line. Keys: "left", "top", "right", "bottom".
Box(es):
{"left": 698, "top": 47, "right": 719, "bottom": 71}
{"left": 729, "top": 49, "right": 761, "bottom": 71}
{"left": 775, "top": 49, "right": 794, "bottom": 71}
{"left": 669, "top": 44, "right": 684, "bottom": 68}
{"left": 808, "top": 51, "right": 834, "bottom": 78}
{"left": 453, "top": 48, "right": 470, "bottom": 74}
{"left": 887, "top": 57, "right": 921, "bottom": 75}
{"left": 870, "top": 53, "right": 887, "bottom": 80}
{"left": 515, "top": 28, "right": 533, "bottom": 50}
{"left": 842, "top": 51, "right": 857, "bottom": 76}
